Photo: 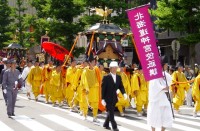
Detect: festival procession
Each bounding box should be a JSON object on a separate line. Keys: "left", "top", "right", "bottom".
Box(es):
{"left": 1, "top": 0, "right": 200, "bottom": 131}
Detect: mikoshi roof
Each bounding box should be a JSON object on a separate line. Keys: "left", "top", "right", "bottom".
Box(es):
{"left": 85, "top": 23, "right": 129, "bottom": 35}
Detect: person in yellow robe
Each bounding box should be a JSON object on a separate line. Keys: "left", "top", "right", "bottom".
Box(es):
{"left": 81, "top": 56, "right": 100, "bottom": 122}
{"left": 43, "top": 60, "right": 54, "bottom": 103}
{"left": 65, "top": 60, "right": 77, "bottom": 108}
{"left": 131, "top": 65, "right": 148, "bottom": 117}
{"left": 171, "top": 63, "right": 190, "bottom": 113}
{"left": 116, "top": 63, "right": 131, "bottom": 116}
{"left": 27, "top": 59, "right": 43, "bottom": 101}
{"left": 71, "top": 60, "right": 88, "bottom": 113}
{"left": 192, "top": 72, "right": 200, "bottom": 117}
{"left": 50, "top": 62, "right": 63, "bottom": 107}
{"left": 61, "top": 65, "right": 67, "bottom": 101}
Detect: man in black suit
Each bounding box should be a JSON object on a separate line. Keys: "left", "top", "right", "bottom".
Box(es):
{"left": 101, "top": 61, "right": 128, "bottom": 131}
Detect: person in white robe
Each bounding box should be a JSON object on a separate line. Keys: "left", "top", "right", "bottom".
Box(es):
{"left": 147, "top": 56, "right": 173, "bottom": 131}
{"left": 21, "top": 60, "right": 33, "bottom": 99}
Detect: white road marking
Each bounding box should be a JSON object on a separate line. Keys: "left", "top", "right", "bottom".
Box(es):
{"left": 12, "top": 115, "right": 53, "bottom": 131}
{"left": 41, "top": 114, "right": 95, "bottom": 131}
{"left": 0, "top": 121, "right": 14, "bottom": 131}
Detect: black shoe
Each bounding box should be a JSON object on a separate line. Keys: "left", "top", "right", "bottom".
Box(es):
{"left": 113, "top": 128, "right": 119, "bottom": 131}
{"left": 103, "top": 126, "right": 111, "bottom": 130}
{"left": 12, "top": 113, "right": 15, "bottom": 116}
{"left": 8, "top": 115, "right": 12, "bottom": 118}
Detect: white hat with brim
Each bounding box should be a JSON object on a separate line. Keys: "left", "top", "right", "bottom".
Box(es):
{"left": 109, "top": 61, "right": 118, "bottom": 68}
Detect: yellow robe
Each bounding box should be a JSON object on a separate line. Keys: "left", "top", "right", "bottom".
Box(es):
{"left": 81, "top": 67, "right": 99, "bottom": 117}
{"left": 116, "top": 72, "right": 131, "bottom": 113}
{"left": 65, "top": 66, "right": 77, "bottom": 107}
{"left": 43, "top": 64, "right": 54, "bottom": 102}
{"left": 171, "top": 71, "right": 190, "bottom": 110}
{"left": 61, "top": 66, "right": 67, "bottom": 99}
{"left": 72, "top": 67, "right": 84, "bottom": 106}
{"left": 192, "top": 74, "right": 200, "bottom": 112}
{"left": 131, "top": 73, "right": 148, "bottom": 113}
{"left": 50, "top": 70, "right": 63, "bottom": 104}
{"left": 27, "top": 66, "right": 43, "bottom": 98}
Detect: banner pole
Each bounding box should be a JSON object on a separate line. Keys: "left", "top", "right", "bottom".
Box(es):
{"left": 63, "top": 36, "right": 79, "bottom": 65}
{"left": 158, "top": 46, "right": 175, "bottom": 118}
{"left": 131, "top": 34, "right": 140, "bottom": 60}
{"left": 87, "top": 31, "right": 95, "bottom": 56}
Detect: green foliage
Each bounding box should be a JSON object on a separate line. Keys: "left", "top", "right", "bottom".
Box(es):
{"left": 152, "top": 0, "right": 200, "bottom": 44}
{"left": 29, "top": 0, "right": 86, "bottom": 57}
{"left": 0, "top": 0, "right": 13, "bottom": 49}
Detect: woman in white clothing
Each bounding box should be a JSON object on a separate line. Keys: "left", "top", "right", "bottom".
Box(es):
{"left": 21, "top": 60, "right": 33, "bottom": 99}
{"left": 147, "top": 56, "right": 173, "bottom": 131}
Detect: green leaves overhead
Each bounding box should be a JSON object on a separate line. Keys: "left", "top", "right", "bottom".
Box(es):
{"left": 152, "top": 0, "right": 200, "bottom": 44}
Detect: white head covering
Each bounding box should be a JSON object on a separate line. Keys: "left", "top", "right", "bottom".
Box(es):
{"left": 109, "top": 61, "right": 118, "bottom": 68}
{"left": 2, "top": 58, "right": 7, "bottom": 62}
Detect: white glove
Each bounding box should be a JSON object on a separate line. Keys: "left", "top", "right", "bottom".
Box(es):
{"left": 101, "top": 99, "right": 106, "bottom": 106}
{"left": 123, "top": 93, "right": 128, "bottom": 100}
{"left": 18, "top": 74, "right": 22, "bottom": 79}
{"left": 116, "top": 89, "right": 120, "bottom": 94}
{"left": 3, "top": 89, "right": 7, "bottom": 94}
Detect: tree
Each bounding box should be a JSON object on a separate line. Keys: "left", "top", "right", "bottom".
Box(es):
{"left": 30, "top": 0, "right": 86, "bottom": 57}
{"left": 0, "top": 0, "right": 13, "bottom": 49}
{"left": 13, "top": 0, "right": 27, "bottom": 46}
{"left": 151, "top": 0, "right": 200, "bottom": 64}
{"left": 152, "top": 0, "right": 200, "bottom": 43}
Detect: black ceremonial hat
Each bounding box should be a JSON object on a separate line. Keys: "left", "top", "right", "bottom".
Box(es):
{"left": 35, "top": 57, "right": 39, "bottom": 62}
{"left": 138, "top": 63, "right": 142, "bottom": 70}
{"left": 119, "top": 61, "right": 125, "bottom": 67}
{"left": 87, "top": 54, "right": 96, "bottom": 62}
{"left": 161, "top": 56, "right": 168, "bottom": 66}
{"left": 176, "top": 62, "right": 183, "bottom": 68}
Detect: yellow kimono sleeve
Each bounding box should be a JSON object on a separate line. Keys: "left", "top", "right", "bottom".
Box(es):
{"left": 66, "top": 67, "right": 76, "bottom": 83}
{"left": 182, "top": 74, "right": 190, "bottom": 91}
{"left": 192, "top": 75, "right": 200, "bottom": 101}
{"left": 82, "top": 69, "right": 89, "bottom": 92}
{"left": 42, "top": 67, "right": 47, "bottom": 82}
{"left": 72, "top": 69, "right": 82, "bottom": 90}
{"left": 171, "top": 71, "right": 177, "bottom": 85}
{"left": 121, "top": 73, "right": 131, "bottom": 95}
{"left": 27, "top": 68, "right": 33, "bottom": 85}
{"left": 131, "top": 73, "right": 140, "bottom": 92}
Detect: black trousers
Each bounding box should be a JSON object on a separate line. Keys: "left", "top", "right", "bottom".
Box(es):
{"left": 103, "top": 102, "right": 117, "bottom": 129}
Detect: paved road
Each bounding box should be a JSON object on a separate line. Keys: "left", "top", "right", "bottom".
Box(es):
{"left": 0, "top": 89, "right": 200, "bottom": 131}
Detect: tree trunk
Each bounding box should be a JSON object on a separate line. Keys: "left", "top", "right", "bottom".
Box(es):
{"left": 189, "top": 44, "right": 195, "bottom": 70}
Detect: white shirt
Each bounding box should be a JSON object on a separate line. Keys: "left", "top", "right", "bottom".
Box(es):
{"left": 110, "top": 73, "right": 116, "bottom": 83}
{"left": 4, "top": 64, "right": 6, "bottom": 69}
{"left": 148, "top": 71, "right": 172, "bottom": 103}
{"left": 21, "top": 66, "right": 31, "bottom": 80}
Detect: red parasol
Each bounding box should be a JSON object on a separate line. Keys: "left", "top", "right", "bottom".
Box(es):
{"left": 41, "top": 42, "right": 73, "bottom": 62}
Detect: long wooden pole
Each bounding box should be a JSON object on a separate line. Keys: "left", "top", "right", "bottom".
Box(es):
{"left": 63, "top": 36, "right": 79, "bottom": 65}
{"left": 131, "top": 34, "right": 140, "bottom": 60}
{"left": 87, "top": 31, "right": 95, "bottom": 56}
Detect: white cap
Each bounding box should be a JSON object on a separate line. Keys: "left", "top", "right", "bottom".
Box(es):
{"left": 2, "top": 58, "right": 7, "bottom": 62}
{"left": 109, "top": 61, "right": 118, "bottom": 68}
